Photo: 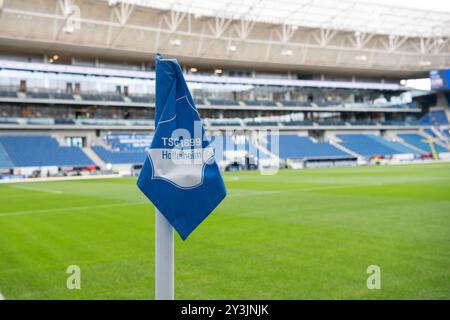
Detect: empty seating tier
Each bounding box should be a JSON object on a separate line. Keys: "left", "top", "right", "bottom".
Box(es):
{"left": 337, "top": 134, "right": 416, "bottom": 156}
{"left": 0, "top": 135, "right": 93, "bottom": 167}
{"left": 0, "top": 144, "right": 13, "bottom": 168}
{"left": 429, "top": 110, "right": 449, "bottom": 125}
{"left": 91, "top": 146, "right": 146, "bottom": 164}
{"left": 398, "top": 134, "right": 448, "bottom": 154}
{"left": 91, "top": 134, "right": 152, "bottom": 164}
{"left": 273, "top": 135, "right": 350, "bottom": 159}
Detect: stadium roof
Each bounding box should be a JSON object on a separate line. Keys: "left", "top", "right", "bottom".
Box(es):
{"left": 134, "top": 0, "right": 450, "bottom": 37}
{"left": 0, "top": 0, "right": 448, "bottom": 76}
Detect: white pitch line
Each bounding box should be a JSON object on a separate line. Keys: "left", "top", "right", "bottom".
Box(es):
{"left": 228, "top": 190, "right": 284, "bottom": 197}
{"left": 223, "top": 176, "right": 240, "bottom": 181}
{"left": 0, "top": 201, "right": 149, "bottom": 218}
{"left": 299, "top": 182, "right": 384, "bottom": 192}
{"left": 11, "top": 185, "right": 63, "bottom": 194}
{"left": 0, "top": 292, "right": 4, "bottom": 300}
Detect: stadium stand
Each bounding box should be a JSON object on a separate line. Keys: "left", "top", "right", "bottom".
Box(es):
{"left": 129, "top": 95, "right": 152, "bottom": 103}
{"left": 381, "top": 120, "right": 408, "bottom": 126}
{"left": 281, "top": 120, "right": 314, "bottom": 126}
{"left": 240, "top": 100, "right": 259, "bottom": 106}
{"left": 104, "top": 134, "right": 152, "bottom": 152}
{"left": 80, "top": 119, "right": 128, "bottom": 126}
{"left": 421, "top": 109, "right": 450, "bottom": 126}
{"left": 317, "top": 119, "right": 346, "bottom": 126}
{"left": 194, "top": 98, "right": 205, "bottom": 105}
{"left": 54, "top": 118, "right": 76, "bottom": 125}
{"left": 397, "top": 133, "right": 448, "bottom": 154}
{"left": 0, "top": 90, "right": 18, "bottom": 98}
{"left": 0, "top": 144, "right": 13, "bottom": 168}
{"left": 259, "top": 100, "right": 278, "bottom": 107}
{"left": 27, "top": 92, "right": 50, "bottom": 99}
{"left": 0, "top": 135, "right": 93, "bottom": 167}
{"left": 53, "top": 92, "right": 74, "bottom": 100}
{"left": 420, "top": 112, "right": 431, "bottom": 125}
{"left": 104, "top": 94, "right": 124, "bottom": 102}
{"left": 315, "top": 101, "right": 340, "bottom": 107}
{"left": 91, "top": 146, "right": 146, "bottom": 164}
{"left": 80, "top": 94, "right": 103, "bottom": 101}
{"left": 424, "top": 128, "right": 438, "bottom": 138}
{"left": 91, "top": 134, "right": 152, "bottom": 164}
{"left": 207, "top": 98, "right": 239, "bottom": 106}
{"left": 0, "top": 2, "right": 447, "bottom": 173}
{"left": 272, "top": 135, "right": 350, "bottom": 159}
{"left": 429, "top": 109, "right": 449, "bottom": 125}
{"left": 209, "top": 119, "right": 241, "bottom": 127}
{"left": 245, "top": 119, "right": 279, "bottom": 126}
{"left": 369, "top": 135, "right": 417, "bottom": 154}
{"left": 281, "top": 101, "right": 311, "bottom": 107}
{"left": 337, "top": 134, "right": 416, "bottom": 156}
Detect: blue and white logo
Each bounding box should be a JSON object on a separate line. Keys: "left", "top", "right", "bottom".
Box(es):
{"left": 146, "top": 96, "right": 215, "bottom": 189}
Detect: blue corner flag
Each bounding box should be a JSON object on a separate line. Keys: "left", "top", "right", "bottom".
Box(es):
{"left": 137, "top": 54, "right": 227, "bottom": 240}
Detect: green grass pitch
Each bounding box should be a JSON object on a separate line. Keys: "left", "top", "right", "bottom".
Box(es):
{"left": 0, "top": 162, "right": 449, "bottom": 299}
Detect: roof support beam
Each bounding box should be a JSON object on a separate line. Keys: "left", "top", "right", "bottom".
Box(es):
{"left": 163, "top": 9, "right": 186, "bottom": 33}
{"left": 318, "top": 28, "right": 338, "bottom": 47}
{"left": 107, "top": 1, "right": 135, "bottom": 47}
{"left": 207, "top": 15, "right": 233, "bottom": 38}
{"left": 349, "top": 31, "right": 375, "bottom": 49}
{"left": 275, "top": 24, "right": 297, "bottom": 43}
{"left": 233, "top": 19, "right": 256, "bottom": 40}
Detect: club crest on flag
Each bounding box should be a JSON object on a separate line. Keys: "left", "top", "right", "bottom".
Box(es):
{"left": 137, "top": 54, "right": 227, "bottom": 240}
{"left": 146, "top": 96, "right": 216, "bottom": 189}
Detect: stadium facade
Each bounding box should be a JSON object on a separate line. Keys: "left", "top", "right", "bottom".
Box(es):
{"left": 0, "top": 0, "right": 449, "bottom": 179}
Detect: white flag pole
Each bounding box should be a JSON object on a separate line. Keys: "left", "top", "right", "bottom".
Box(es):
{"left": 155, "top": 208, "right": 174, "bottom": 300}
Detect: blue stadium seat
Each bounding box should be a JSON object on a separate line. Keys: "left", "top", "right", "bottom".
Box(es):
{"left": 0, "top": 135, "right": 93, "bottom": 167}
{"left": 423, "top": 129, "right": 437, "bottom": 138}
{"left": 92, "top": 146, "right": 146, "bottom": 164}
{"left": 369, "top": 135, "right": 416, "bottom": 154}
{"left": 420, "top": 110, "right": 449, "bottom": 126}
{"left": 91, "top": 134, "right": 153, "bottom": 164}
{"left": 270, "top": 135, "right": 349, "bottom": 159}
{"left": 0, "top": 144, "right": 13, "bottom": 168}
{"left": 398, "top": 133, "right": 448, "bottom": 153}
{"left": 429, "top": 110, "right": 449, "bottom": 125}
{"left": 337, "top": 134, "right": 416, "bottom": 156}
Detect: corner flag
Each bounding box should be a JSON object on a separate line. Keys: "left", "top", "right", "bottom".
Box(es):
{"left": 137, "top": 54, "right": 227, "bottom": 240}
